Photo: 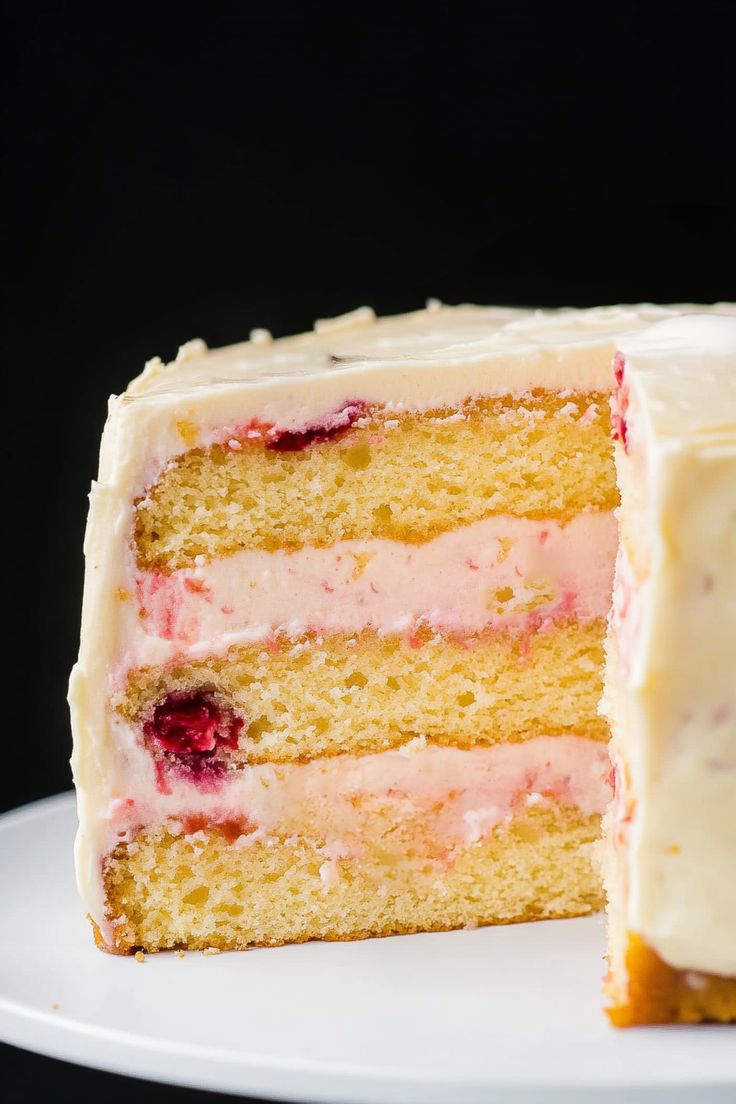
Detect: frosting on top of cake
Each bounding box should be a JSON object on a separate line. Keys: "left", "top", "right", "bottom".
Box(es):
{"left": 94, "top": 303, "right": 736, "bottom": 498}
{"left": 127, "top": 302, "right": 731, "bottom": 407}
{"left": 618, "top": 314, "right": 736, "bottom": 443}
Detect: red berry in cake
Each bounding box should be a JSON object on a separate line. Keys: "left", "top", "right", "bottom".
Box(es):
{"left": 611, "top": 353, "right": 630, "bottom": 451}
{"left": 611, "top": 411, "right": 629, "bottom": 449}
{"left": 266, "top": 400, "right": 367, "bottom": 451}
{"left": 607, "top": 763, "right": 617, "bottom": 793}
{"left": 144, "top": 691, "right": 243, "bottom": 756}
{"left": 613, "top": 351, "right": 626, "bottom": 387}
{"left": 175, "top": 753, "right": 230, "bottom": 790}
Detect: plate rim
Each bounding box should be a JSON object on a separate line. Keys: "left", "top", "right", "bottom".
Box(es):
{"left": 2, "top": 793, "right": 736, "bottom": 1104}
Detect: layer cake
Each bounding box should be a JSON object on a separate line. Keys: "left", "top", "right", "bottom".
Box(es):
{"left": 69, "top": 302, "right": 730, "bottom": 968}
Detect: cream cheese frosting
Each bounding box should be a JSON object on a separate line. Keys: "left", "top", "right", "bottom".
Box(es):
{"left": 611, "top": 314, "right": 736, "bottom": 976}
{"left": 116, "top": 303, "right": 732, "bottom": 492}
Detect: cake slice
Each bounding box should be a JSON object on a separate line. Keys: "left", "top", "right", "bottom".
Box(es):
{"left": 603, "top": 314, "right": 736, "bottom": 1025}
{"left": 69, "top": 301, "right": 712, "bottom": 955}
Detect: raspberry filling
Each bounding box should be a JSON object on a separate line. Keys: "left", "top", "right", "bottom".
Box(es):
{"left": 611, "top": 352, "right": 629, "bottom": 451}
{"left": 144, "top": 691, "right": 243, "bottom": 756}
{"left": 266, "top": 400, "right": 367, "bottom": 451}
{"left": 613, "top": 350, "right": 626, "bottom": 387}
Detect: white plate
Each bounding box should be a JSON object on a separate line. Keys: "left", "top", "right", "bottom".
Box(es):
{"left": 1, "top": 794, "right": 735, "bottom": 1104}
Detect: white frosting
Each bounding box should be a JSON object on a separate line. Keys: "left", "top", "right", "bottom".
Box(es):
{"left": 127, "top": 513, "right": 616, "bottom": 668}
{"left": 70, "top": 302, "right": 735, "bottom": 937}
{"left": 118, "top": 304, "right": 730, "bottom": 492}
{"left": 610, "top": 314, "right": 736, "bottom": 976}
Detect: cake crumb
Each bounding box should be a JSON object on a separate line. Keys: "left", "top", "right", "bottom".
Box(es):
{"left": 398, "top": 734, "right": 427, "bottom": 757}
{"left": 51, "top": 1002, "right": 60, "bottom": 1011}
{"left": 174, "top": 949, "right": 186, "bottom": 959}
{"left": 135, "top": 950, "right": 145, "bottom": 963}
{"left": 202, "top": 946, "right": 221, "bottom": 956}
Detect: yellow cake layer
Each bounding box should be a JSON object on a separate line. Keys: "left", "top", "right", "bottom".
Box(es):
{"left": 120, "top": 621, "right": 609, "bottom": 763}
{"left": 101, "top": 805, "right": 603, "bottom": 953}
{"left": 134, "top": 392, "right": 615, "bottom": 570}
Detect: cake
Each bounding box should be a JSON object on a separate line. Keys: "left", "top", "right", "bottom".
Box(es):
{"left": 603, "top": 314, "right": 736, "bottom": 1025}
{"left": 68, "top": 303, "right": 733, "bottom": 998}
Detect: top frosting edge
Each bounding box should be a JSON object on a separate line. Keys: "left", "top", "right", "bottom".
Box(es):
{"left": 617, "top": 314, "right": 736, "bottom": 446}
{"left": 123, "top": 303, "right": 736, "bottom": 405}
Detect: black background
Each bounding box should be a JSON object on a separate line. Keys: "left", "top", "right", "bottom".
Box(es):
{"left": 4, "top": 0, "right": 736, "bottom": 1099}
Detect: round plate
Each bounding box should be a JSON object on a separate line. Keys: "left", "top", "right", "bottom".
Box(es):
{"left": 1, "top": 793, "right": 735, "bottom": 1103}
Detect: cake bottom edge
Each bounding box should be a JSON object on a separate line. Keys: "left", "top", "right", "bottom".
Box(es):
{"left": 97, "top": 805, "right": 603, "bottom": 954}
{"left": 606, "top": 932, "right": 736, "bottom": 1027}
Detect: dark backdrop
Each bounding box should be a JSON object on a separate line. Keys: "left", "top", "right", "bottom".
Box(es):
{"left": 4, "top": 0, "right": 736, "bottom": 1099}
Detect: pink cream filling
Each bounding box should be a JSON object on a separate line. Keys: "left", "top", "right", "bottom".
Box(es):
{"left": 105, "top": 735, "right": 612, "bottom": 858}
{"left": 132, "top": 513, "right": 616, "bottom": 661}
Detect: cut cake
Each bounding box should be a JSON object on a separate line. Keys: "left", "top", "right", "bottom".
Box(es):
{"left": 69, "top": 302, "right": 736, "bottom": 1027}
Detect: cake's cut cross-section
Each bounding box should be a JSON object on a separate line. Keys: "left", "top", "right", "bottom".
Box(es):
{"left": 69, "top": 301, "right": 735, "bottom": 967}
{"left": 603, "top": 314, "right": 736, "bottom": 1026}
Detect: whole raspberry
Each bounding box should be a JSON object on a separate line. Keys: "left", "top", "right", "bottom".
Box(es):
{"left": 143, "top": 691, "right": 242, "bottom": 755}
